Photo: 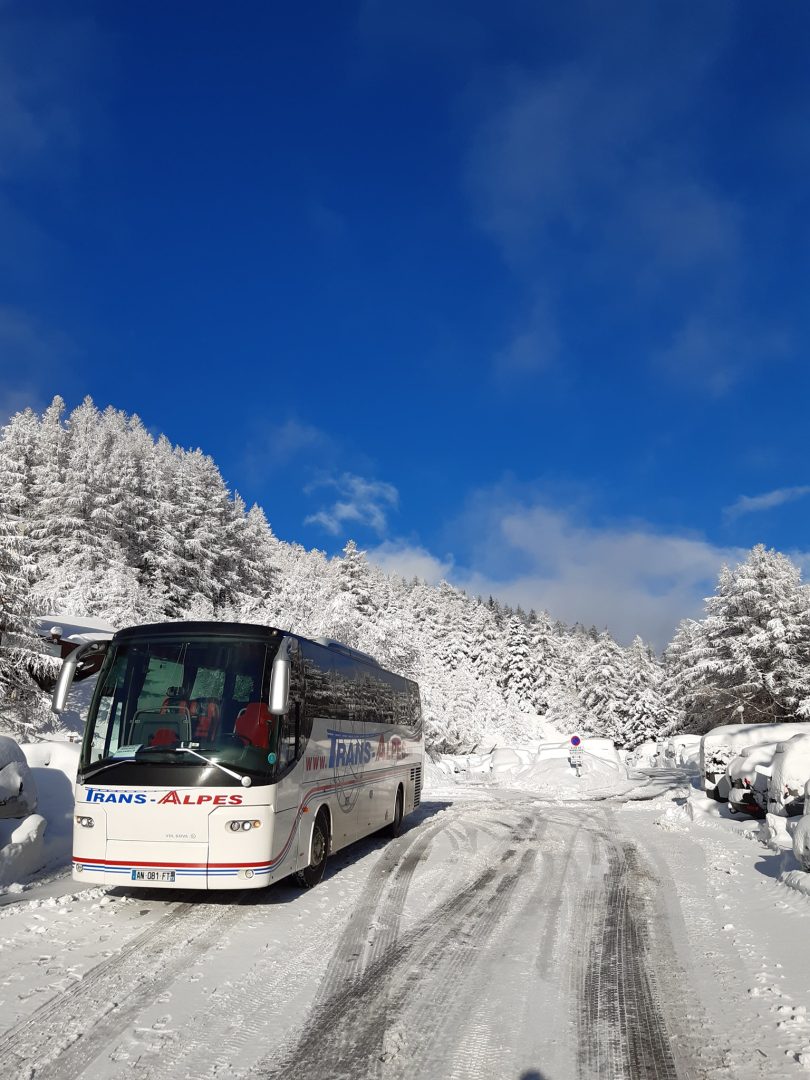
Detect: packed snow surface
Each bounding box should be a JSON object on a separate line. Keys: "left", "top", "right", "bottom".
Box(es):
{"left": 6, "top": 739, "right": 810, "bottom": 1076}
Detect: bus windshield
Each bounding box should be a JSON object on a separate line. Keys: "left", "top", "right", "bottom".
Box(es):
{"left": 81, "top": 634, "right": 278, "bottom": 781}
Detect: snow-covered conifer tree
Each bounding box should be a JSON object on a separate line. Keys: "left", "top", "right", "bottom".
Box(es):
{"left": 671, "top": 545, "right": 810, "bottom": 733}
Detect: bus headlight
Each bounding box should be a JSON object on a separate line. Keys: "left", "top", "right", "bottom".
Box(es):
{"left": 75, "top": 816, "right": 95, "bottom": 828}
{"left": 228, "top": 820, "right": 261, "bottom": 832}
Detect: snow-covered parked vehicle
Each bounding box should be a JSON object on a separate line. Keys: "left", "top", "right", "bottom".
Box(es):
{"left": 700, "top": 722, "right": 810, "bottom": 801}
{"left": 766, "top": 733, "right": 810, "bottom": 816}
{"left": 31, "top": 614, "right": 116, "bottom": 692}
{"left": 658, "top": 734, "right": 701, "bottom": 770}
{"left": 0, "top": 735, "right": 37, "bottom": 819}
{"left": 792, "top": 789, "right": 810, "bottom": 869}
{"left": 628, "top": 740, "right": 659, "bottom": 768}
{"left": 724, "top": 743, "right": 779, "bottom": 816}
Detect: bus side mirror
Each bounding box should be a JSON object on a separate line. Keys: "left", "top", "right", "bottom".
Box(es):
{"left": 268, "top": 651, "right": 290, "bottom": 716}
{"left": 52, "top": 640, "right": 109, "bottom": 714}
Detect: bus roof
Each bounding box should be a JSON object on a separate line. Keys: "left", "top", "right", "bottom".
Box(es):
{"left": 112, "top": 622, "right": 381, "bottom": 668}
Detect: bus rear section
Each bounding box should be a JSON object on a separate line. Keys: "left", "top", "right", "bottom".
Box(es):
{"left": 64, "top": 621, "right": 424, "bottom": 890}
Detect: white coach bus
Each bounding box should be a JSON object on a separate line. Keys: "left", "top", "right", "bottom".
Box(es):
{"left": 52, "top": 622, "right": 424, "bottom": 891}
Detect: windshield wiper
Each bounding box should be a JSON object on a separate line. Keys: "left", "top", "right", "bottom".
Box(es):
{"left": 146, "top": 745, "right": 253, "bottom": 787}
{"left": 81, "top": 758, "right": 137, "bottom": 782}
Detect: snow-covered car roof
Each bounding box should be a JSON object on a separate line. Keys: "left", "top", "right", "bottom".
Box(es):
{"left": 726, "top": 742, "right": 782, "bottom": 783}
{"left": 702, "top": 722, "right": 810, "bottom": 753}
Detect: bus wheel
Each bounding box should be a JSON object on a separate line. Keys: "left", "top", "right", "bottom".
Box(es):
{"left": 388, "top": 787, "right": 404, "bottom": 838}
{"left": 296, "top": 811, "right": 329, "bottom": 889}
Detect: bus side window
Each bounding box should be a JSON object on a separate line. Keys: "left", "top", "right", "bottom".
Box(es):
{"left": 276, "top": 704, "right": 299, "bottom": 769}
{"left": 277, "top": 642, "right": 305, "bottom": 770}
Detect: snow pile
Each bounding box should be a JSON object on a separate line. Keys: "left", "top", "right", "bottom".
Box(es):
{"left": 432, "top": 738, "right": 635, "bottom": 800}
{"left": 0, "top": 738, "right": 79, "bottom": 891}
{"left": 494, "top": 739, "right": 634, "bottom": 800}
{"left": 701, "top": 722, "right": 810, "bottom": 780}
{"left": 767, "top": 734, "right": 810, "bottom": 815}
{"left": 658, "top": 734, "right": 701, "bottom": 769}
{"left": 793, "top": 814, "right": 810, "bottom": 868}
{"left": 625, "top": 735, "right": 701, "bottom": 771}
{"left": 0, "top": 735, "right": 37, "bottom": 819}
{"left": 628, "top": 739, "right": 659, "bottom": 768}
{"left": 726, "top": 742, "right": 778, "bottom": 786}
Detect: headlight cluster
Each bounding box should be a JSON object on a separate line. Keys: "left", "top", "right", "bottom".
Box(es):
{"left": 227, "top": 819, "right": 261, "bottom": 832}
{"left": 75, "top": 816, "right": 95, "bottom": 828}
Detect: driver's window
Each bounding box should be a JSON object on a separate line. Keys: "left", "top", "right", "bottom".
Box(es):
{"left": 276, "top": 642, "right": 304, "bottom": 771}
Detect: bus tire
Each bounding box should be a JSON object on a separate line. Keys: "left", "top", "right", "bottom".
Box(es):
{"left": 387, "top": 786, "right": 404, "bottom": 838}
{"left": 296, "top": 810, "right": 329, "bottom": 889}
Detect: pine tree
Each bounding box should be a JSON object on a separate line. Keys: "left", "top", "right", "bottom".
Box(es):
{"left": 672, "top": 546, "right": 810, "bottom": 733}
{"left": 0, "top": 425, "right": 52, "bottom": 735}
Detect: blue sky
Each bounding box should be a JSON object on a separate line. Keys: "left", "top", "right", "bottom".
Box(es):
{"left": 2, "top": 1, "right": 810, "bottom": 647}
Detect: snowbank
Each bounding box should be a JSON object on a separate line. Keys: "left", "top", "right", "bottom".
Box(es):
{"left": 658, "top": 734, "right": 701, "bottom": 769}
{"left": 628, "top": 740, "right": 659, "bottom": 768}
{"left": 0, "top": 738, "right": 79, "bottom": 891}
{"left": 494, "top": 739, "right": 635, "bottom": 799}
{"left": 0, "top": 735, "right": 37, "bottom": 819}
{"left": 430, "top": 738, "right": 634, "bottom": 801}
{"left": 701, "top": 722, "right": 810, "bottom": 778}
{"left": 767, "top": 734, "right": 810, "bottom": 815}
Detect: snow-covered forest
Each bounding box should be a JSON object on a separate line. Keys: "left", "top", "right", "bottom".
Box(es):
{"left": 1, "top": 397, "right": 809, "bottom": 751}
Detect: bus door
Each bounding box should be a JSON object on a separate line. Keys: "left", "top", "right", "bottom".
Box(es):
{"left": 271, "top": 640, "right": 306, "bottom": 873}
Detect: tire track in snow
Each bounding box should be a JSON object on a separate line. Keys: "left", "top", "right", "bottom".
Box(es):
{"left": 371, "top": 815, "right": 546, "bottom": 1080}
{"left": 438, "top": 808, "right": 604, "bottom": 1080}
{"left": 250, "top": 810, "right": 544, "bottom": 1080}
{"left": 143, "top": 815, "right": 453, "bottom": 1080}
{"left": 575, "top": 816, "right": 682, "bottom": 1080}
{"left": 0, "top": 894, "right": 246, "bottom": 1080}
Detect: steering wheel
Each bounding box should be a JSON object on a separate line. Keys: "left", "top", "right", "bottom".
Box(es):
{"left": 222, "top": 732, "right": 251, "bottom": 747}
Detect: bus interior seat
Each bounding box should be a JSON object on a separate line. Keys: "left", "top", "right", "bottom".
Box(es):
{"left": 130, "top": 713, "right": 190, "bottom": 747}
{"left": 160, "top": 693, "right": 191, "bottom": 720}
{"left": 149, "top": 727, "right": 181, "bottom": 747}
{"left": 190, "top": 698, "right": 220, "bottom": 741}
{"left": 234, "top": 702, "right": 273, "bottom": 748}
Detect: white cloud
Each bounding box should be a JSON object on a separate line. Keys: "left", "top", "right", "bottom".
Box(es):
{"left": 0, "top": 308, "right": 74, "bottom": 411}
{"left": 495, "top": 292, "right": 559, "bottom": 377}
{"left": 305, "top": 473, "right": 399, "bottom": 537}
{"left": 241, "top": 417, "right": 336, "bottom": 480}
{"left": 367, "top": 540, "right": 453, "bottom": 585}
{"left": 460, "top": 8, "right": 788, "bottom": 393}
{"left": 0, "top": 384, "right": 46, "bottom": 427}
{"left": 457, "top": 502, "right": 744, "bottom": 648}
{"left": 0, "top": 15, "right": 99, "bottom": 180}
{"left": 370, "top": 492, "right": 810, "bottom": 648}
{"left": 379, "top": 491, "right": 756, "bottom": 649}
{"left": 269, "top": 419, "right": 333, "bottom": 463}
{"left": 654, "top": 316, "right": 791, "bottom": 396}
{"left": 725, "top": 485, "right": 810, "bottom": 519}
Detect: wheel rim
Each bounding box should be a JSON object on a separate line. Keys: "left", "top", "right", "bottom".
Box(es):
{"left": 312, "top": 825, "right": 326, "bottom": 866}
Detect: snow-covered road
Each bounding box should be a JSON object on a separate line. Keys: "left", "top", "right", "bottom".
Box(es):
{"left": 2, "top": 779, "right": 810, "bottom": 1079}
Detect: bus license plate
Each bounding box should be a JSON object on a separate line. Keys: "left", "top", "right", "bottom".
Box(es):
{"left": 131, "top": 869, "right": 175, "bottom": 883}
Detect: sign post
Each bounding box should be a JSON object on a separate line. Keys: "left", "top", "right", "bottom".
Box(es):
{"left": 569, "top": 735, "right": 583, "bottom": 778}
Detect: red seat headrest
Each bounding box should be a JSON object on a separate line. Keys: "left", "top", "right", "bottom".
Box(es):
{"left": 234, "top": 703, "right": 272, "bottom": 748}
